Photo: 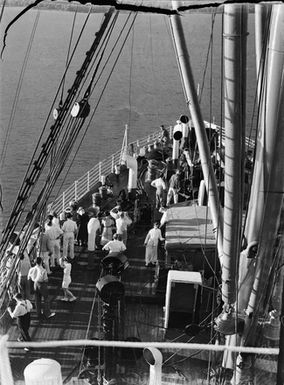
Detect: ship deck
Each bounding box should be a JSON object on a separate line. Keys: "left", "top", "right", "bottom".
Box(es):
{"left": 5, "top": 169, "right": 218, "bottom": 384}
{"left": 7, "top": 227, "right": 166, "bottom": 381}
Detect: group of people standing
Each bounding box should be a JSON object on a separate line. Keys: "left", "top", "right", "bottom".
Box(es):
{"left": 87, "top": 204, "right": 133, "bottom": 253}
{"left": 150, "top": 169, "right": 182, "bottom": 209}
{"left": 144, "top": 121, "right": 195, "bottom": 267}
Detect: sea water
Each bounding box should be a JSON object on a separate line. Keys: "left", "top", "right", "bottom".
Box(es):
{"left": 0, "top": 7, "right": 256, "bottom": 226}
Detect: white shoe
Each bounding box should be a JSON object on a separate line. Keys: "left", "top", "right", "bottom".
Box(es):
{"left": 69, "top": 297, "right": 77, "bottom": 302}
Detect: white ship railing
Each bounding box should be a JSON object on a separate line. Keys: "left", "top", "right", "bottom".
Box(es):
{"left": 0, "top": 335, "right": 278, "bottom": 385}
{"left": 50, "top": 126, "right": 172, "bottom": 214}
{"left": 50, "top": 122, "right": 255, "bottom": 214}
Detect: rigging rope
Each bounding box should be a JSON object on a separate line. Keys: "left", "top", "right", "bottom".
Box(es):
{"left": 0, "top": 7, "right": 98, "bottom": 252}
{"left": 0, "top": 9, "right": 138, "bottom": 315}
{"left": 241, "top": 7, "right": 272, "bottom": 239}
{"left": 149, "top": 15, "right": 160, "bottom": 124}
{"left": 0, "top": 8, "right": 117, "bottom": 305}
{"left": 60, "top": 7, "right": 78, "bottom": 105}
{"left": 0, "top": 0, "right": 6, "bottom": 25}
{"left": 198, "top": 11, "right": 217, "bottom": 104}
{"left": 0, "top": 11, "right": 40, "bottom": 173}
{"left": 0, "top": 7, "right": 93, "bottom": 267}
{"left": 52, "top": 11, "right": 137, "bottom": 203}
{"left": 0, "top": 0, "right": 44, "bottom": 59}
{"left": 128, "top": 15, "right": 135, "bottom": 127}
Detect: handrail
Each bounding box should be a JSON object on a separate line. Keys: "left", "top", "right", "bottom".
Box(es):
{"left": 50, "top": 122, "right": 255, "bottom": 214}
{"left": 50, "top": 126, "right": 169, "bottom": 214}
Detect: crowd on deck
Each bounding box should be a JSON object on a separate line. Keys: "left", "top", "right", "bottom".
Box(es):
{"left": 5, "top": 195, "right": 136, "bottom": 348}
{"left": 5, "top": 117, "right": 223, "bottom": 349}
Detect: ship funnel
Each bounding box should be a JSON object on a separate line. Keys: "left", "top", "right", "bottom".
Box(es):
{"left": 143, "top": 347, "right": 163, "bottom": 385}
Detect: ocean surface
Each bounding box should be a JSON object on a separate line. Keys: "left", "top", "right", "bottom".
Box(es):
{"left": 0, "top": 7, "right": 257, "bottom": 227}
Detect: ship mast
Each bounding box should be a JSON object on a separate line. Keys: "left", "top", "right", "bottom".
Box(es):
{"left": 221, "top": 2, "right": 247, "bottom": 319}
{"left": 237, "top": 5, "right": 284, "bottom": 384}
{"left": 169, "top": 0, "right": 224, "bottom": 261}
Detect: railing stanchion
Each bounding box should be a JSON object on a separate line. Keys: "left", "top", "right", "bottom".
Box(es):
{"left": 50, "top": 124, "right": 251, "bottom": 212}
{"left": 111, "top": 155, "right": 115, "bottom": 173}
{"left": 75, "top": 181, "right": 78, "bottom": 201}
{"left": 99, "top": 162, "right": 102, "bottom": 182}
{"left": 62, "top": 192, "right": 65, "bottom": 212}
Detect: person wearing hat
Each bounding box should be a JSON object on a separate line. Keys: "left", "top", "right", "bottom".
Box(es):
{"left": 144, "top": 222, "right": 164, "bottom": 267}
{"left": 110, "top": 206, "right": 132, "bottom": 246}
{"left": 102, "top": 233, "right": 126, "bottom": 254}
{"left": 77, "top": 207, "right": 89, "bottom": 247}
{"left": 87, "top": 210, "right": 101, "bottom": 252}
{"left": 8, "top": 292, "right": 33, "bottom": 349}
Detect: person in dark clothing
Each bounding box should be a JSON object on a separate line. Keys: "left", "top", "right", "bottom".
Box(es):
{"left": 28, "top": 257, "right": 55, "bottom": 320}
{"left": 77, "top": 207, "right": 89, "bottom": 247}
{"left": 8, "top": 292, "right": 33, "bottom": 350}
{"left": 166, "top": 169, "right": 181, "bottom": 205}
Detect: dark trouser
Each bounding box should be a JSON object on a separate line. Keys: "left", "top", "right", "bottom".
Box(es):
{"left": 18, "top": 276, "right": 31, "bottom": 300}
{"left": 156, "top": 191, "right": 165, "bottom": 209}
{"left": 17, "top": 313, "right": 31, "bottom": 341}
{"left": 34, "top": 281, "right": 51, "bottom": 318}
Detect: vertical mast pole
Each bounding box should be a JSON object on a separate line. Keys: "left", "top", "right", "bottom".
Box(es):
{"left": 222, "top": 3, "right": 248, "bottom": 308}
{"left": 237, "top": 5, "right": 284, "bottom": 384}
{"left": 245, "top": 4, "right": 284, "bottom": 318}
{"left": 169, "top": 1, "right": 223, "bottom": 261}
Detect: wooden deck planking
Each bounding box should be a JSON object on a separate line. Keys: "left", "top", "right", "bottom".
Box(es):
{"left": 8, "top": 219, "right": 166, "bottom": 382}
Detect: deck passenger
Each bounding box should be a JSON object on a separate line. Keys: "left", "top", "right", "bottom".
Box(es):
{"left": 26, "top": 223, "right": 40, "bottom": 263}
{"left": 150, "top": 174, "right": 167, "bottom": 210}
{"left": 45, "top": 215, "right": 63, "bottom": 267}
{"left": 28, "top": 257, "right": 55, "bottom": 320}
{"left": 38, "top": 228, "right": 53, "bottom": 274}
{"left": 180, "top": 122, "right": 189, "bottom": 150}
{"left": 7, "top": 292, "right": 33, "bottom": 350}
{"left": 144, "top": 222, "right": 164, "bottom": 267}
{"left": 59, "top": 256, "right": 76, "bottom": 302}
{"left": 87, "top": 210, "right": 101, "bottom": 251}
{"left": 110, "top": 206, "right": 132, "bottom": 245}
{"left": 62, "top": 212, "right": 78, "bottom": 260}
{"left": 50, "top": 211, "right": 60, "bottom": 228}
{"left": 17, "top": 251, "right": 31, "bottom": 300}
{"left": 100, "top": 211, "right": 115, "bottom": 246}
{"left": 77, "top": 207, "right": 89, "bottom": 247}
{"left": 102, "top": 233, "right": 126, "bottom": 254}
{"left": 166, "top": 169, "right": 181, "bottom": 206}
{"left": 158, "top": 125, "right": 170, "bottom": 147}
